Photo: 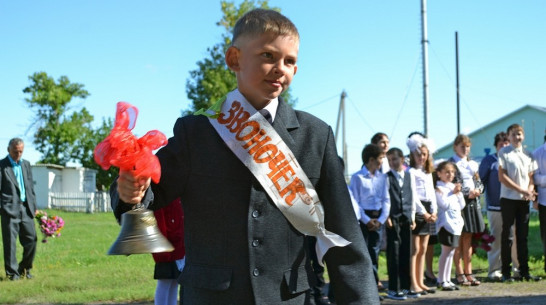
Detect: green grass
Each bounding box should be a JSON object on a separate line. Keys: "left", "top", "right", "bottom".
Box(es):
{"left": 0, "top": 211, "right": 544, "bottom": 304}
{"left": 0, "top": 210, "right": 156, "bottom": 304}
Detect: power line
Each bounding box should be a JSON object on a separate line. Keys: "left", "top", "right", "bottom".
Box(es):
{"left": 390, "top": 52, "right": 421, "bottom": 140}
{"left": 299, "top": 94, "right": 339, "bottom": 111}
{"left": 346, "top": 95, "right": 375, "bottom": 132}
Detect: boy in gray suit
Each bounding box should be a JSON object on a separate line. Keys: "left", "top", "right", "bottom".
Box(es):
{"left": 113, "top": 9, "right": 378, "bottom": 305}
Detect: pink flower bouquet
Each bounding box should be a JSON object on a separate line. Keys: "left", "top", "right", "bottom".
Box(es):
{"left": 472, "top": 228, "right": 495, "bottom": 253}
{"left": 35, "top": 210, "right": 65, "bottom": 243}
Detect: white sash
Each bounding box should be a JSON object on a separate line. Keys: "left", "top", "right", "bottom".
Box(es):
{"left": 205, "top": 89, "right": 350, "bottom": 264}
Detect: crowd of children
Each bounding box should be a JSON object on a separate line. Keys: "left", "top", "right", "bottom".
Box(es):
{"left": 348, "top": 126, "right": 543, "bottom": 302}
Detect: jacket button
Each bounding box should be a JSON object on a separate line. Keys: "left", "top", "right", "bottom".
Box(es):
{"left": 252, "top": 239, "right": 260, "bottom": 247}
{"left": 253, "top": 268, "right": 260, "bottom": 276}
{"left": 252, "top": 210, "right": 260, "bottom": 218}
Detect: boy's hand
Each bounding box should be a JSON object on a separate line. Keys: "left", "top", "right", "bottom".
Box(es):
{"left": 522, "top": 188, "right": 537, "bottom": 201}
{"left": 117, "top": 169, "right": 151, "bottom": 204}
{"left": 367, "top": 219, "right": 381, "bottom": 231}
{"left": 386, "top": 218, "right": 393, "bottom": 229}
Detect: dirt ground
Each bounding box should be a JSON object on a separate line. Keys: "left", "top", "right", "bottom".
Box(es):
{"left": 60, "top": 279, "right": 546, "bottom": 305}
{"left": 379, "top": 280, "right": 546, "bottom": 305}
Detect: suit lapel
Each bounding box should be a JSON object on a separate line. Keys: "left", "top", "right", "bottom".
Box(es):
{"left": 272, "top": 98, "right": 299, "bottom": 152}
{"left": 2, "top": 158, "right": 20, "bottom": 191}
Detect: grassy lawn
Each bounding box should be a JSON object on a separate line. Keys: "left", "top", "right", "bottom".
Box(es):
{"left": 0, "top": 210, "right": 544, "bottom": 304}
{"left": 0, "top": 210, "right": 156, "bottom": 304}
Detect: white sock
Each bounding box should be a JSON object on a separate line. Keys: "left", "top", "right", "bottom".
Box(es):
{"left": 155, "top": 279, "right": 179, "bottom": 305}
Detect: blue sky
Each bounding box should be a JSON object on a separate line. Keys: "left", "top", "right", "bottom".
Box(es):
{"left": 1, "top": 0, "right": 545, "bottom": 175}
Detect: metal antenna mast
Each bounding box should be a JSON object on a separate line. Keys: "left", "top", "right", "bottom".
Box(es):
{"left": 335, "top": 90, "right": 348, "bottom": 180}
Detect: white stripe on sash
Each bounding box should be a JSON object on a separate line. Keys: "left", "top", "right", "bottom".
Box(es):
{"left": 207, "top": 89, "right": 350, "bottom": 264}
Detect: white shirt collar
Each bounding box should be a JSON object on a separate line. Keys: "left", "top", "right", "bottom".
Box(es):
{"left": 261, "top": 98, "right": 279, "bottom": 123}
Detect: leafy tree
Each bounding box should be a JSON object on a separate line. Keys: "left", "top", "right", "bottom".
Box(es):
{"left": 22, "top": 72, "right": 117, "bottom": 190}
{"left": 185, "top": 0, "right": 296, "bottom": 115}
{"left": 23, "top": 72, "right": 91, "bottom": 165}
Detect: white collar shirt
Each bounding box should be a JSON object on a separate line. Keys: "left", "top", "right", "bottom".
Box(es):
{"left": 349, "top": 166, "right": 390, "bottom": 225}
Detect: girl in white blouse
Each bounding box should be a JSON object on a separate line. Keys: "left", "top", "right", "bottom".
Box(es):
{"left": 435, "top": 161, "right": 466, "bottom": 290}
{"left": 450, "top": 134, "right": 485, "bottom": 286}
{"left": 407, "top": 132, "right": 438, "bottom": 295}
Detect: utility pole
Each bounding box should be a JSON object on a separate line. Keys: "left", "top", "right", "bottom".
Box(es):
{"left": 455, "top": 32, "right": 461, "bottom": 134}
{"left": 421, "top": 0, "right": 430, "bottom": 136}
{"left": 335, "top": 90, "right": 348, "bottom": 180}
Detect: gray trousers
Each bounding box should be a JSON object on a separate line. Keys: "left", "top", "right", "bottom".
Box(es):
{"left": 1, "top": 203, "right": 37, "bottom": 277}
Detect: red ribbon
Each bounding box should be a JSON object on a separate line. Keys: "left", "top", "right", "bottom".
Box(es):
{"left": 94, "top": 102, "right": 167, "bottom": 183}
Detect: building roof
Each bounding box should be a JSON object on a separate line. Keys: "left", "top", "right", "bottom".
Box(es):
{"left": 434, "top": 104, "right": 546, "bottom": 155}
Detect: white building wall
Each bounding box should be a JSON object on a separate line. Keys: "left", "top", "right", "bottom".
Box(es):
{"left": 62, "top": 168, "right": 85, "bottom": 192}
{"left": 31, "top": 166, "right": 62, "bottom": 209}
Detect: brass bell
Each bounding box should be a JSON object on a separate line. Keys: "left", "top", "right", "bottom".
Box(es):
{"left": 108, "top": 207, "right": 174, "bottom": 255}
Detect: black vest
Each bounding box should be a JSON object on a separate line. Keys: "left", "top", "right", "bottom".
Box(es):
{"left": 387, "top": 171, "right": 413, "bottom": 219}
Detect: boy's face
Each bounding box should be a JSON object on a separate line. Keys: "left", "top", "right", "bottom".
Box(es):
{"left": 496, "top": 139, "right": 509, "bottom": 152}
{"left": 508, "top": 129, "right": 524, "bottom": 147}
{"left": 387, "top": 154, "right": 403, "bottom": 171}
{"left": 367, "top": 153, "right": 385, "bottom": 172}
{"left": 226, "top": 32, "right": 298, "bottom": 108}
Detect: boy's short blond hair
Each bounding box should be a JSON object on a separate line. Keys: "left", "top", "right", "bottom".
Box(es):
{"left": 232, "top": 9, "right": 299, "bottom": 46}
{"left": 506, "top": 123, "right": 524, "bottom": 135}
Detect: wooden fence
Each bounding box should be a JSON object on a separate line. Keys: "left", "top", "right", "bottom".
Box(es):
{"left": 49, "top": 191, "right": 112, "bottom": 213}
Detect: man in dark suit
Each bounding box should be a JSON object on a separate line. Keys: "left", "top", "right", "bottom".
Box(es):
{"left": 0, "top": 138, "right": 38, "bottom": 280}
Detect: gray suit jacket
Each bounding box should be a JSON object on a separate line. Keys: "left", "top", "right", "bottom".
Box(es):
{"left": 113, "top": 99, "right": 379, "bottom": 305}
{"left": 0, "top": 157, "right": 37, "bottom": 218}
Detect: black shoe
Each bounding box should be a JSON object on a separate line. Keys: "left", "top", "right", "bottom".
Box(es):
{"left": 386, "top": 290, "right": 407, "bottom": 300}
{"left": 521, "top": 274, "right": 542, "bottom": 282}
{"left": 379, "top": 295, "right": 385, "bottom": 301}
{"left": 502, "top": 275, "right": 515, "bottom": 283}
{"left": 426, "top": 288, "right": 436, "bottom": 294}
{"left": 424, "top": 272, "right": 437, "bottom": 286}
{"left": 402, "top": 289, "right": 420, "bottom": 298}
{"left": 7, "top": 275, "right": 20, "bottom": 281}
{"left": 314, "top": 296, "right": 332, "bottom": 305}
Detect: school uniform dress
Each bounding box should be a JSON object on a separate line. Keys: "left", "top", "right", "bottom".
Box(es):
{"left": 409, "top": 167, "right": 437, "bottom": 235}
{"left": 450, "top": 155, "right": 485, "bottom": 233}
{"left": 112, "top": 97, "right": 379, "bottom": 305}
{"left": 498, "top": 145, "right": 538, "bottom": 278}
{"left": 435, "top": 181, "right": 465, "bottom": 247}
{"left": 350, "top": 166, "right": 390, "bottom": 284}
{"left": 385, "top": 169, "right": 417, "bottom": 292}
